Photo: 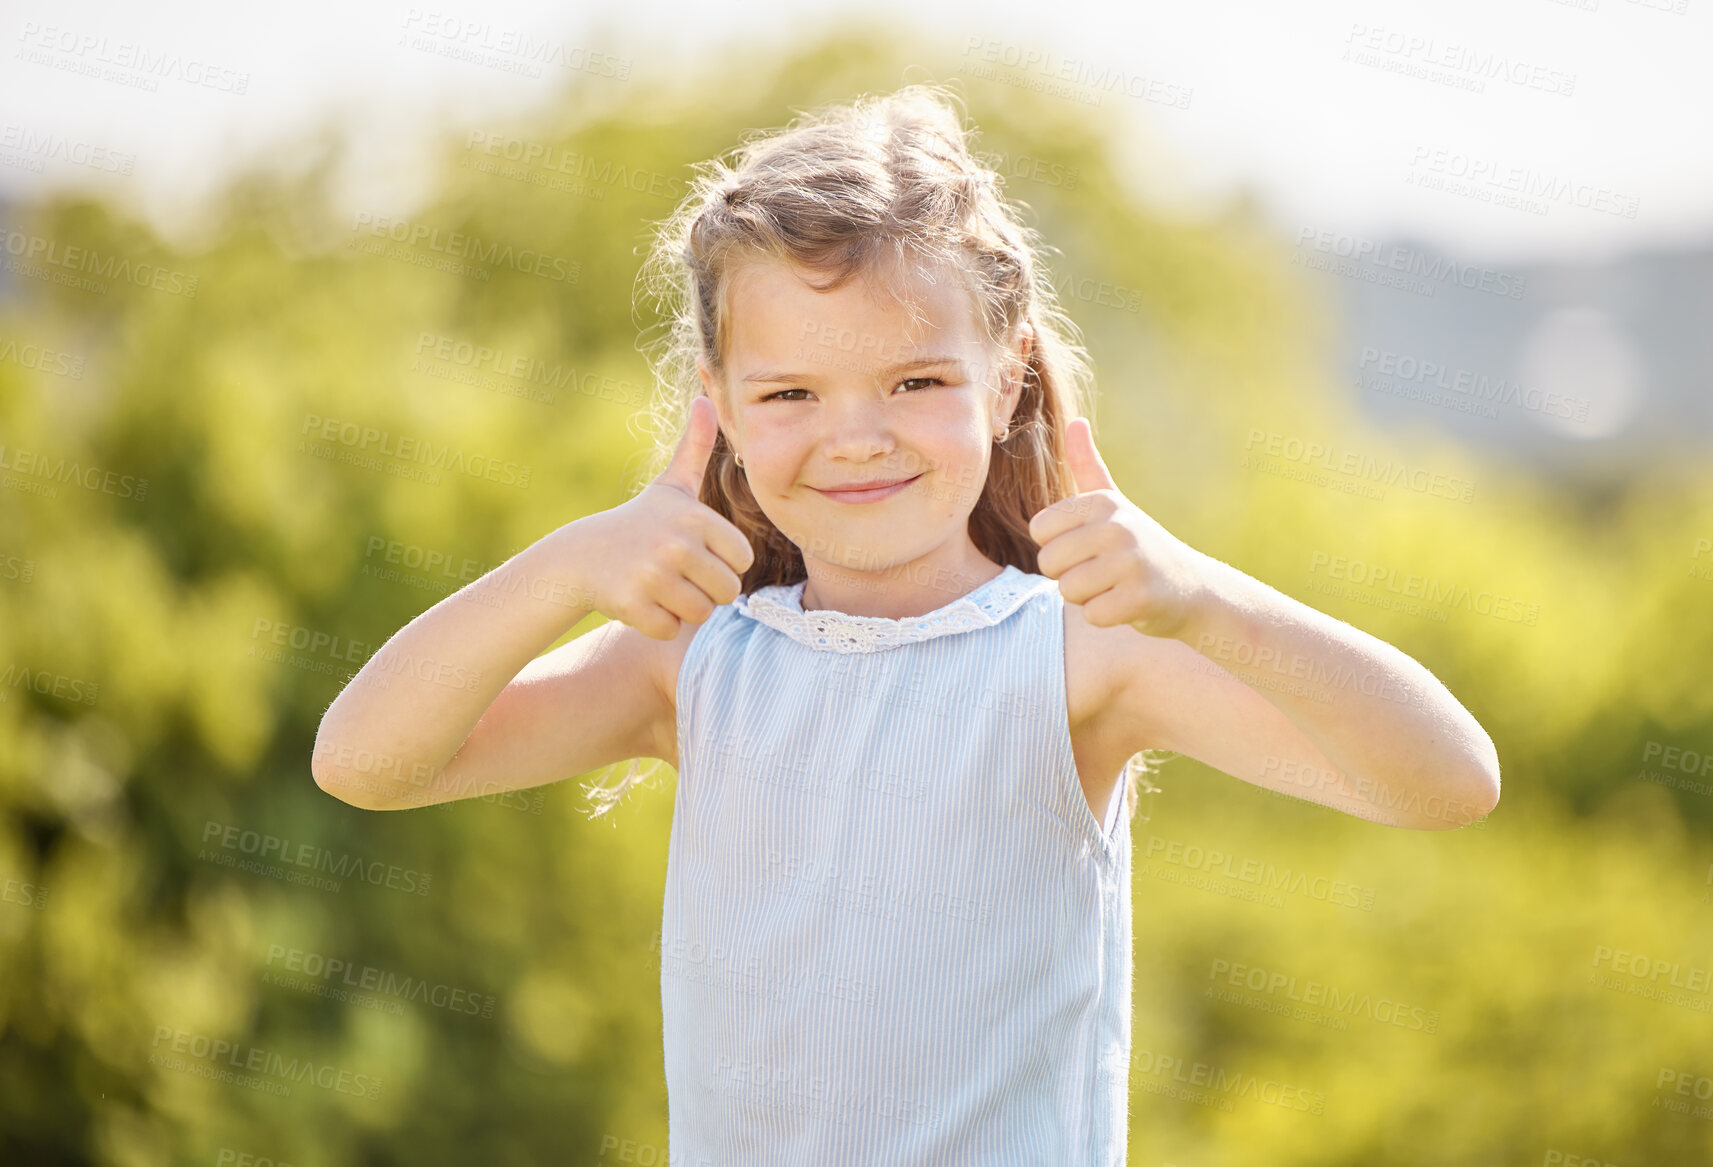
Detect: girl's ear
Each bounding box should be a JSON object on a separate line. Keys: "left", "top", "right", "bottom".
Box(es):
{"left": 1004, "top": 324, "right": 1034, "bottom": 384}
{"left": 695, "top": 359, "right": 737, "bottom": 450}
{"left": 1003, "top": 323, "right": 1035, "bottom": 399}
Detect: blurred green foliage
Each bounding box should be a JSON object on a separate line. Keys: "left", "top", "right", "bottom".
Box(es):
{"left": 2, "top": 24, "right": 1712, "bottom": 1167}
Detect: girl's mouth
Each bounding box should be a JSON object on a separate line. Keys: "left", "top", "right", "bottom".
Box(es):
{"left": 811, "top": 474, "right": 923, "bottom": 504}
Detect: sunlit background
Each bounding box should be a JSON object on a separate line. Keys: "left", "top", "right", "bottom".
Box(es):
{"left": 3, "top": 0, "right": 1712, "bottom": 1163}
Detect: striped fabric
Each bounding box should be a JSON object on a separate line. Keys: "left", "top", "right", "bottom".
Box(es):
{"left": 662, "top": 564, "right": 1133, "bottom": 1165}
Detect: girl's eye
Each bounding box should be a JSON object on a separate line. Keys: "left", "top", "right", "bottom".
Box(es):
{"left": 761, "top": 378, "right": 943, "bottom": 403}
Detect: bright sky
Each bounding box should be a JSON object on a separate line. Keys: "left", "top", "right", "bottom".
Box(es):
{"left": 2, "top": 0, "right": 1710, "bottom": 263}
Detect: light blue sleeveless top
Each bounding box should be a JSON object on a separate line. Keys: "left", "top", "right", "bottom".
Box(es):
{"left": 664, "top": 564, "right": 1133, "bottom": 1165}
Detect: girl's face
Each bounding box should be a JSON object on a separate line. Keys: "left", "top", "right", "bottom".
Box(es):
{"left": 700, "top": 255, "right": 1028, "bottom": 576}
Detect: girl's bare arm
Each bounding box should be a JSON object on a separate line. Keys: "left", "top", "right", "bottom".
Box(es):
{"left": 310, "top": 396, "right": 751, "bottom": 811}
{"left": 311, "top": 527, "right": 647, "bottom": 809}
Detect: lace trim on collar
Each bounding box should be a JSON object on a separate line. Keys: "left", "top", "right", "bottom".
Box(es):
{"left": 733, "top": 565, "right": 1049, "bottom": 654}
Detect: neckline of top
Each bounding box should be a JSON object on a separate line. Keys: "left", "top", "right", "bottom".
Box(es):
{"left": 733, "top": 564, "right": 1052, "bottom": 654}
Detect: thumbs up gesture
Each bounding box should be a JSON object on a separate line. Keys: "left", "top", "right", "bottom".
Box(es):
{"left": 569, "top": 394, "right": 756, "bottom": 639}
{"left": 1027, "top": 418, "right": 1209, "bottom": 639}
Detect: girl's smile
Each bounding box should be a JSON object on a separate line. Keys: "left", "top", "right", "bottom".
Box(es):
{"left": 810, "top": 472, "right": 924, "bottom": 503}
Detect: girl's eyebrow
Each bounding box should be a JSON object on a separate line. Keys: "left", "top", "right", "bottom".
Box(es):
{"left": 741, "top": 355, "right": 966, "bottom": 384}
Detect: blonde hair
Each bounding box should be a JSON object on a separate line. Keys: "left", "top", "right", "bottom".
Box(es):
{"left": 584, "top": 81, "right": 1166, "bottom": 821}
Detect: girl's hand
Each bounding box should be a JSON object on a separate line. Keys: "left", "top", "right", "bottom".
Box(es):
{"left": 568, "top": 394, "right": 755, "bottom": 640}
{"left": 1028, "top": 418, "right": 1211, "bottom": 640}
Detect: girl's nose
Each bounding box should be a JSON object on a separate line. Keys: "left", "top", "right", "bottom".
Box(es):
{"left": 821, "top": 405, "right": 896, "bottom": 463}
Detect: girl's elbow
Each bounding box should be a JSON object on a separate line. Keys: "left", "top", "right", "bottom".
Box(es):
{"left": 310, "top": 724, "right": 402, "bottom": 810}
{"left": 1470, "top": 738, "right": 1502, "bottom": 815}
{"left": 313, "top": 766, "right": 408, "bottom": 811}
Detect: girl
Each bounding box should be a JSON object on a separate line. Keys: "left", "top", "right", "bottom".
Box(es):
{"left": 313, "top": 84, "right": 1501, "bottom": 1164}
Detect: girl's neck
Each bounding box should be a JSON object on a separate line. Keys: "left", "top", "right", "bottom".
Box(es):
{"left": 799, "top": 553, "right": 1006, "bottom": 620}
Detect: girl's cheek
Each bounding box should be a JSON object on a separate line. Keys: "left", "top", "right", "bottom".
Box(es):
{"left": 738, "top": 418, "right": 786, "bottom": 461}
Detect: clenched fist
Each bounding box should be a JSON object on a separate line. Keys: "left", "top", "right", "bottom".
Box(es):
{"left": 1028, "top": 418, "right": 1210, "bottom": 640}
{"left": 570, "top": 395, "right": 755, "bottom": 639}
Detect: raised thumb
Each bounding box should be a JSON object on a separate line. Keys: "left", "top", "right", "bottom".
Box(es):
{"left": 657, "top": 394, "right": 721, "bottom": 498}
{"left": 1066, "top": 417, "right": 1117, "bottom": 494}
